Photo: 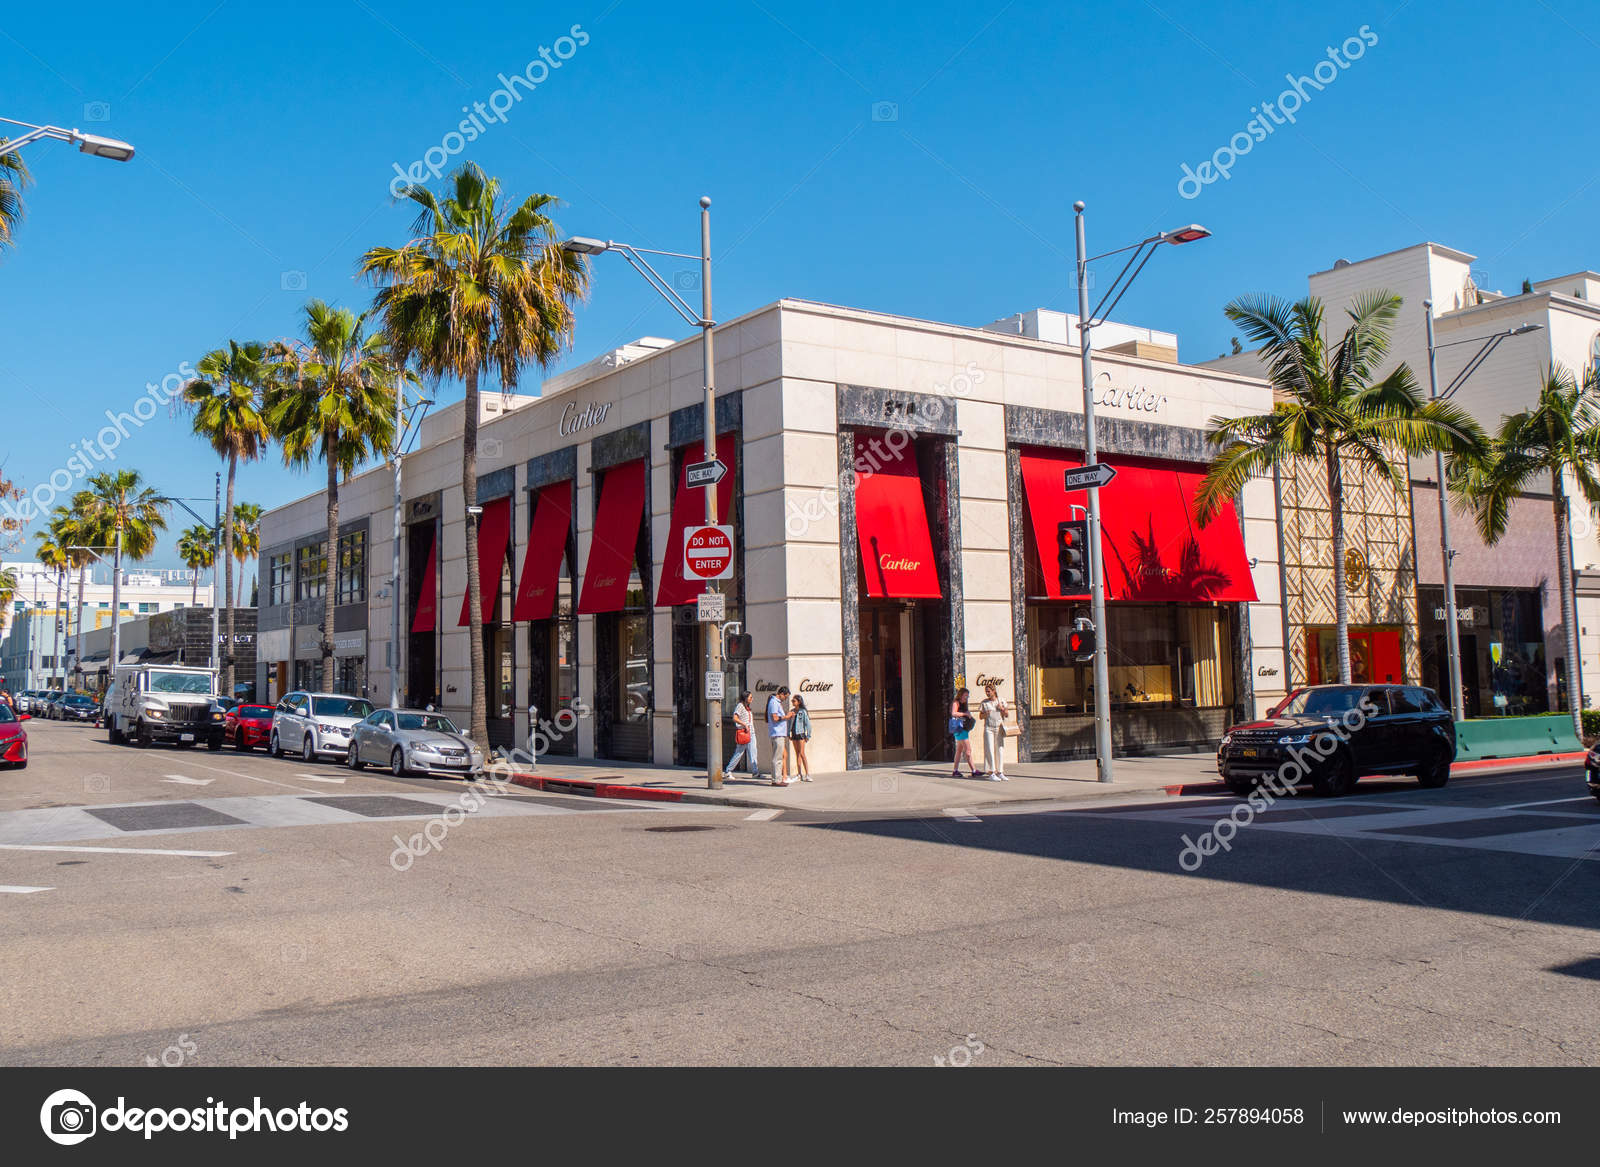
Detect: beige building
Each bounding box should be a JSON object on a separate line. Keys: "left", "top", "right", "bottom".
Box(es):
{"left": 259, "top": 299, "right": 1284, "bottom": 772}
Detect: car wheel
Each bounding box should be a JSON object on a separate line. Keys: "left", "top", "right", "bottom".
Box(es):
{"left": 135, "top": 721, "right": 151, "bottom": 749}
{"left": 1417, "top": 741, "right": 1452, "bottom": 788}
{"left": 108, "top": 718, "right": 123, "bottom": 745}
{"left": 347, "top": 743, "right": 364, "bottom": 771}
{"left": 234, "top": 729, "right": 248, "bottom": 751}
{"left": 208, "top": 734, "right": 223, "bottom": 751}
{"left": 390, "top": 747, "right": 407, "bottom": 777}
{"left": 1312, "top": 750, "right": 1357, "bottom": 797}
{"left": 269, "top": 731, "right": 282, "bottom": 759}
{"left": 302, "top": 734, "right": 316, "bottom": 763}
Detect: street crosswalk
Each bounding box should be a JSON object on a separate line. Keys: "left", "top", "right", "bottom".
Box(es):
{"left": 1074, "top": 792, "right": 1600, "bottom": 862}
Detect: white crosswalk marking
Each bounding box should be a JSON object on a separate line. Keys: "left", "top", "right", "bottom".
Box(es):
{"left": 162, "top": 775, "right": 214, "bottom": 786}
{"left": 297, "top": 775, "right": 346, "bottom": 784}
{"left": 0, "top": 843, "right": 233, "bottom": 857}
{"left": 744, "top": 808, "right": 781, "bottom": 821}
{"left": 943, "top": 808, "right": 982, "bottom": 823}
{"left": 1498, "top": 796, "right": 1593, "bottom": 810}
{"left": 0, "top": 885, "right": 53, "bottom": 894}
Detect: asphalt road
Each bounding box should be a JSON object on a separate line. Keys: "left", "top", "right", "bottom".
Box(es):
{"left": 2, "top": 718, "right": 1597, "bottom": 1066}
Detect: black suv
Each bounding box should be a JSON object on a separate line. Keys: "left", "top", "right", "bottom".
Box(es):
{"left": 1217, "top": 683, "right": 1455, "bottom": 797}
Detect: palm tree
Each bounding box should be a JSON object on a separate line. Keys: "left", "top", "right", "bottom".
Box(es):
{"left": 45, "top": 509, "right": 97, "bottom": 687}
{"left": 0, "top": 565, "right": 15, "bottom": 639}
{"left": 0, "top": 142, "right": 30, "bottom": 257}
{"left": 230, "top": 501, "right": 263, "bottom": 570}
{"left": 176, "top": 524, "right": 216, "bottom": 606}
{"left": 33, "top": 525, "right": 68, "bottom": 687}
{"left": 1455, "top": 364, "right": 1600, "bottom": 737}
{"left": 1196, "top": 291, "right": 1486, "bottom": 684}
{"left": 74, "top": 471, "right": 168, "bottom": 673}
{"left": 183, "top": 341, "right": 272, "bottom": 698}
{"left": 359, "top": 162, "right": 588, "bottom": 747}
{"left": 266, "top": 301, "right": 400, "bottom": 692}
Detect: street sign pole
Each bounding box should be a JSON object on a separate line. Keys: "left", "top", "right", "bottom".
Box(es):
{"left": 699, "top": 197, "right": 722, "bottom": 791}
{"left": 1076, "top": 202, "right": 1114, "bottom": 783}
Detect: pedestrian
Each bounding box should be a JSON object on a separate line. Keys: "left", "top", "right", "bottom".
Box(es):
{"left": 727, "top": 690, "right": 758, "bottom": 778}
{"left": 979, "top": 683, "right": 1009, "bottom": 781}
{"left": 949, "top": 687, "right": 979, "bottom": 779}
{"left": 789, "top": 693, "right": 813, "bottom": 781}
{"left": 765, "top": 685, "right": 793, "bottom": 786}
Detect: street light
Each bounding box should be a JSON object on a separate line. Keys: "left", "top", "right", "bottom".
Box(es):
{"left": 1423, "top": 302, "right": 1543, "bottom": 722}
{"left": 0, "top": 116, "right": 135, "bottom": 161}
{"left": 562, "top": 197, "right": 723, "bottom": 790}
{"left": 389, "top": 392, "right": 433, "bottom": 709}
{"left": 67, "top": 546, "right": 106, "bottom": 692}
{"left": 1073, "top": 201, "right": 1211, "bottom": 783}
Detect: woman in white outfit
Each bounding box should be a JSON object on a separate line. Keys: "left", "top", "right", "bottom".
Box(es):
{"left": 979, "top": 683, "right": 1009, "bottom": 780}
{"left": 727, "top": 691, "right": 758, "bottom": 777}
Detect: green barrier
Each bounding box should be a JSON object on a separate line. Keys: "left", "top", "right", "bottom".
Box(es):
{"left": 1452, "top": 714, "right": 1584, "bottom": 762}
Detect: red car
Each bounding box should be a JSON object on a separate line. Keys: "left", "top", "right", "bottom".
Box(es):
{"left": 0, "top": 704, "right": 29, "bottom": 769}
{"left": 224, "top": 703, "right": 275, "bottom": 751}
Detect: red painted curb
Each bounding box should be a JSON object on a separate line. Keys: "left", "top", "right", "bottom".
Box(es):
{"left": 507, "top": 771, "right": 685, "bottom": 803}
{"left": 1166, "top": 750, "right": 1587, "bottom": 796}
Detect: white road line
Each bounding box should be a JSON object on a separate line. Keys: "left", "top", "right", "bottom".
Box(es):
{"left": 161, "top": 775, "right": 215, "bottom": 786}
{"left": 296, "top": 774, "right": 346, "bottom": 784}
{"left": 1498, "top": 796, "right": 1596, "bottom": 810}
{"left": 0, "top": 885, "right": 53, "bottom": 894}
{"left": 942, "top": 808, "right": 982, "bottom": 823}
{"left": 0, "top": 843, "right": 233, "bottom": 858}
{"left": 172, "top": 759, "right": 323, "bottom": 794}
{"left": 744, "top": 808, "right": 781, "bottom": 821}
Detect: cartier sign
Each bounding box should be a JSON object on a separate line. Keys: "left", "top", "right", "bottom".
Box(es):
{"left": 1093, "top": 371, "right": 1167, "bottom": 415}
{"left": 559, "top": 399, "right": 613, "bottom": 436}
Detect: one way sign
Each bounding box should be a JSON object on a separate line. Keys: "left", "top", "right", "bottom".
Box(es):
{"left": 1062, "top": 463, "right": 1117, "bottom": 491}
{"left": 686, "top": 459, "right": 727, "bottom": 488}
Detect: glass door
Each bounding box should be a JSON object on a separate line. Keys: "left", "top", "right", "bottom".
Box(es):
{"left": 860, "top": 604, "right": 915, "bottom": 764}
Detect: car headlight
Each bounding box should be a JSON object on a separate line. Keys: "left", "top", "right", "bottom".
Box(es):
{"left": 1278, "top": 732, "right": 1314, "bottom": 745}
{"left": 1220, "top": 732, "right": 1233, "bottom": 748}
{"left": 211, "top": 711, "right": 224, "bottom": 721}
{"left": 146, "top": 708, "right": 164, "bottom": 720}
{"left": 317, "top": 723, "right": 343, "bottom": 735}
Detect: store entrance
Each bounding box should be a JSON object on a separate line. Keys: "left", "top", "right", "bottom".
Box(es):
{"left": 860, "top": 602, "right": 916, "bottom": 764}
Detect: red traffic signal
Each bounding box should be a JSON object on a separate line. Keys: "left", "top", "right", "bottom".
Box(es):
{"left": 1057, "top": 519, "right": 1090, "bottom": 596}
{"left": 1067, "top": 623, "right": 1096, "bottom": 661}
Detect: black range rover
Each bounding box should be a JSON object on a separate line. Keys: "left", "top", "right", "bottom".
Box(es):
{"left": 1217, "top": 683, "right": 1455, "bottom": 797}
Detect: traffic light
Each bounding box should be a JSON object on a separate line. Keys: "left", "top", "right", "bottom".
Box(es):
{"left": 1067, "top": 619, "right": 1096, "bottom": 662}
{"left": 1057, "top": 518, "right": 1090, "bottom": 595}
{"left": 725, "top": 632, "right": 753, "bottom": 661}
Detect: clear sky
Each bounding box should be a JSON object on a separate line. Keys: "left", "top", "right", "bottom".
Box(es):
{"left": 2, "top": 0, "right": 1594, "bottom": 578}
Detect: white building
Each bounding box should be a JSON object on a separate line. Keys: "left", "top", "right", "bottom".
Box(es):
{"left": 259, "top": 297, "right": 1282, "bottom": 773}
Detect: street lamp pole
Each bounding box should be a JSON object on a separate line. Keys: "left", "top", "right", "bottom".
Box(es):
{"left": 1072, "top": 202, "right": 1211, "bottom": 782}
{"left": 1422, "top": 303, "right": 1542, "bottom": 722}
{"left": 0, "top": 115, "right": 135, "bottom": 161}
{"left": 390, "top": 392, "right": 433, "bottom": 709}
{"left": 562, "top": 198, "right": 724, "bottom": 789}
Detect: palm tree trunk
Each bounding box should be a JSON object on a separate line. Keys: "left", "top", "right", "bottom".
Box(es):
{"left": 463, "top": 368, "right": 488, "bottom": 751}
{"left": 223, "top": 454, "right": 237, "bottom": 699}
{"left": 191, "top": 567, "right": 198, "bottom": 607}
{"left": 74, "top": 568, "right": 86, "bottom": 689}
{"left": 1553, "top": 470, "right": 1584, "bottom": 737}
{"left": 323, "top": 449, "right": 339, "bottom": 693}
{"left": 1328, "top": 450, "right": 1352, "bottom": 684}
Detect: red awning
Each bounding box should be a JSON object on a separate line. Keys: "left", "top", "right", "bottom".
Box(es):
{"left": 458, "top": 496, "right": 512, "bottom": 626}
{"left": 1019, "top": 449, "right": 1258, "bottom": 603}
{"left": 657, "top": 436, "right": 738, "bottom": 606}
{"left": 578, "top": 458, "right": 646, "bottom": 615}
{"left": 854, "top": 432, "right": 941, "bottom": 599}
{"left": 512, "top": 480, "right": 573, "bottom": 622}
{"left": 410, "top": 538, "right": 438, "bottom": 634}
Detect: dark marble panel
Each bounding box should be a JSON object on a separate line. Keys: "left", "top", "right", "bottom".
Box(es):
{"left": 668, "top": 391, "right": 742, "bottom": 448}
{"left": 526, "top": 445, "right": 577, "bottom": 491}
{"left": 837, "top": 384, "right": 960, "bottom": 437}
{"left": 1004, "top": 403, "right": 1212, "bottom": 464}
{"left": 838, "top": 428, "right": 862, "bottom": 771}
{"left": 476, "top": 466, "right": 514, "bottom": 502}
{"left": 1006, "top": 446, "right": 1031, "bottom": 761}
{"left": 590, "top": 420, "right": 651, "bottom": 472}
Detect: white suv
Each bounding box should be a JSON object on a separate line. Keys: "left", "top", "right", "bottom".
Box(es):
{"left": 270, "top": 691, "right": 376, "bottom": 763}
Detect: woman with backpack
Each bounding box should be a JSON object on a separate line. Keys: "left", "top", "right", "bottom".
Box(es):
{"left": 949, "top": 687, "right": 980, "bottom": 779}
{"left": 789, "top": 693, "right": 813, "bottom": 781}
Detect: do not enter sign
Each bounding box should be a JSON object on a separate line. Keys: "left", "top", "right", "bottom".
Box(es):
{"left": 683, "top": 524, "right": 735, "bottom": 580}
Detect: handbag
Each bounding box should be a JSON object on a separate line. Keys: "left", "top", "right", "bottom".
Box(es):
{"left": 948, "top": 716, "right": 965, "bottom": 735}
{"left": 735, "top": 726, "right": 751, "bottom": 745}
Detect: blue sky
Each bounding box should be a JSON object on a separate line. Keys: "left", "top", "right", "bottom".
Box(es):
{"left": 3, "top": 0, "right": 1595, "bottom": 578}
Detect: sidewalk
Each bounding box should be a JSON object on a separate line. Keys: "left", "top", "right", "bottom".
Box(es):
{"left": 501, "top": 749, "right": 1589, "bottom": 812}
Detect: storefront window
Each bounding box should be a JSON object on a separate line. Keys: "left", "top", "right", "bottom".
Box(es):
{"left": 295, "top": 543, "right": 326, "bottom": 601}
{"left": 1418, "top": 586, "right": 1549, "bottom": 716}
{"left": 1028, "top": 602, "right": 1234, "bottom": 717}
{"left": 619, "top": 578, "right": 650, "bottom": 725}
{"left": 336, "top": 656, "right": 364, "bottom": 697}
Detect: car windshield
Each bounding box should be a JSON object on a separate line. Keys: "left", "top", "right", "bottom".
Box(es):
{"left": 66, "top": 695, "right": 94, "bottom": 706}
{"left": 312, "top": 696, "right": 374, "bottom": 719}
{"left": 148, "top": 671, "right": 214, "bottom": 694}
{"left": 1279, "top": 688, "right": 1363, "bottom": 717}
{"left": 0, "top": 706, "right": 14, "bottom": 723}
{"left": 396, "top": 713, "right": 459, "bottom": 734}
{"left": 238, "top": 705, "right": 274, "bottom": 718}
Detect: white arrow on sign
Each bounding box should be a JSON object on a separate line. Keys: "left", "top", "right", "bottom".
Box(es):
{"left": 1062, "top": 463, "right": 1117, "bottom": 491}
{"left": 686, "top": 459, "right": 727, "bottom": 488}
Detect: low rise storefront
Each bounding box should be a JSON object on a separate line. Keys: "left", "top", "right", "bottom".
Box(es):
{"left": 258, "top": 299, "right": 1285, "bottom": 771}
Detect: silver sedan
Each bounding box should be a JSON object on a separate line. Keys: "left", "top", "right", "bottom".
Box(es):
{"left": 346, "top": 709, "right": 486, "bottom": 777}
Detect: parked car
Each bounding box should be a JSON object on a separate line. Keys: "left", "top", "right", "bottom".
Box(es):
{"left": 0, "top": 703, "right": 29, "bottom": 769}
{"left": 224, "top": 703, "right": 275, "bottom": 751}
{"left": 1585, "top": 742, "right": 1600, "bottom": 804}
{"left": 1217, "top": 683, "right": 1456, "bottom": 797}
{"left": 269, "top": 692, "right": 376, "bottom": 763}
{"left": 51, "top": 693, "right": 99, "bottom": 722}
{"left": 346, "top": 708, "right": 485, "bottom": 777}
{"left": 14, "top": 690, "right": 45, "bottom": 715}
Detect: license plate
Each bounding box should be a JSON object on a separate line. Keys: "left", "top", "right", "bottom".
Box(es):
{"left": 1240, "top": 747, "right": 1257, "bottom": 757}
{"left": 180, "top": 733, "right": 195, "bottom": 742}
